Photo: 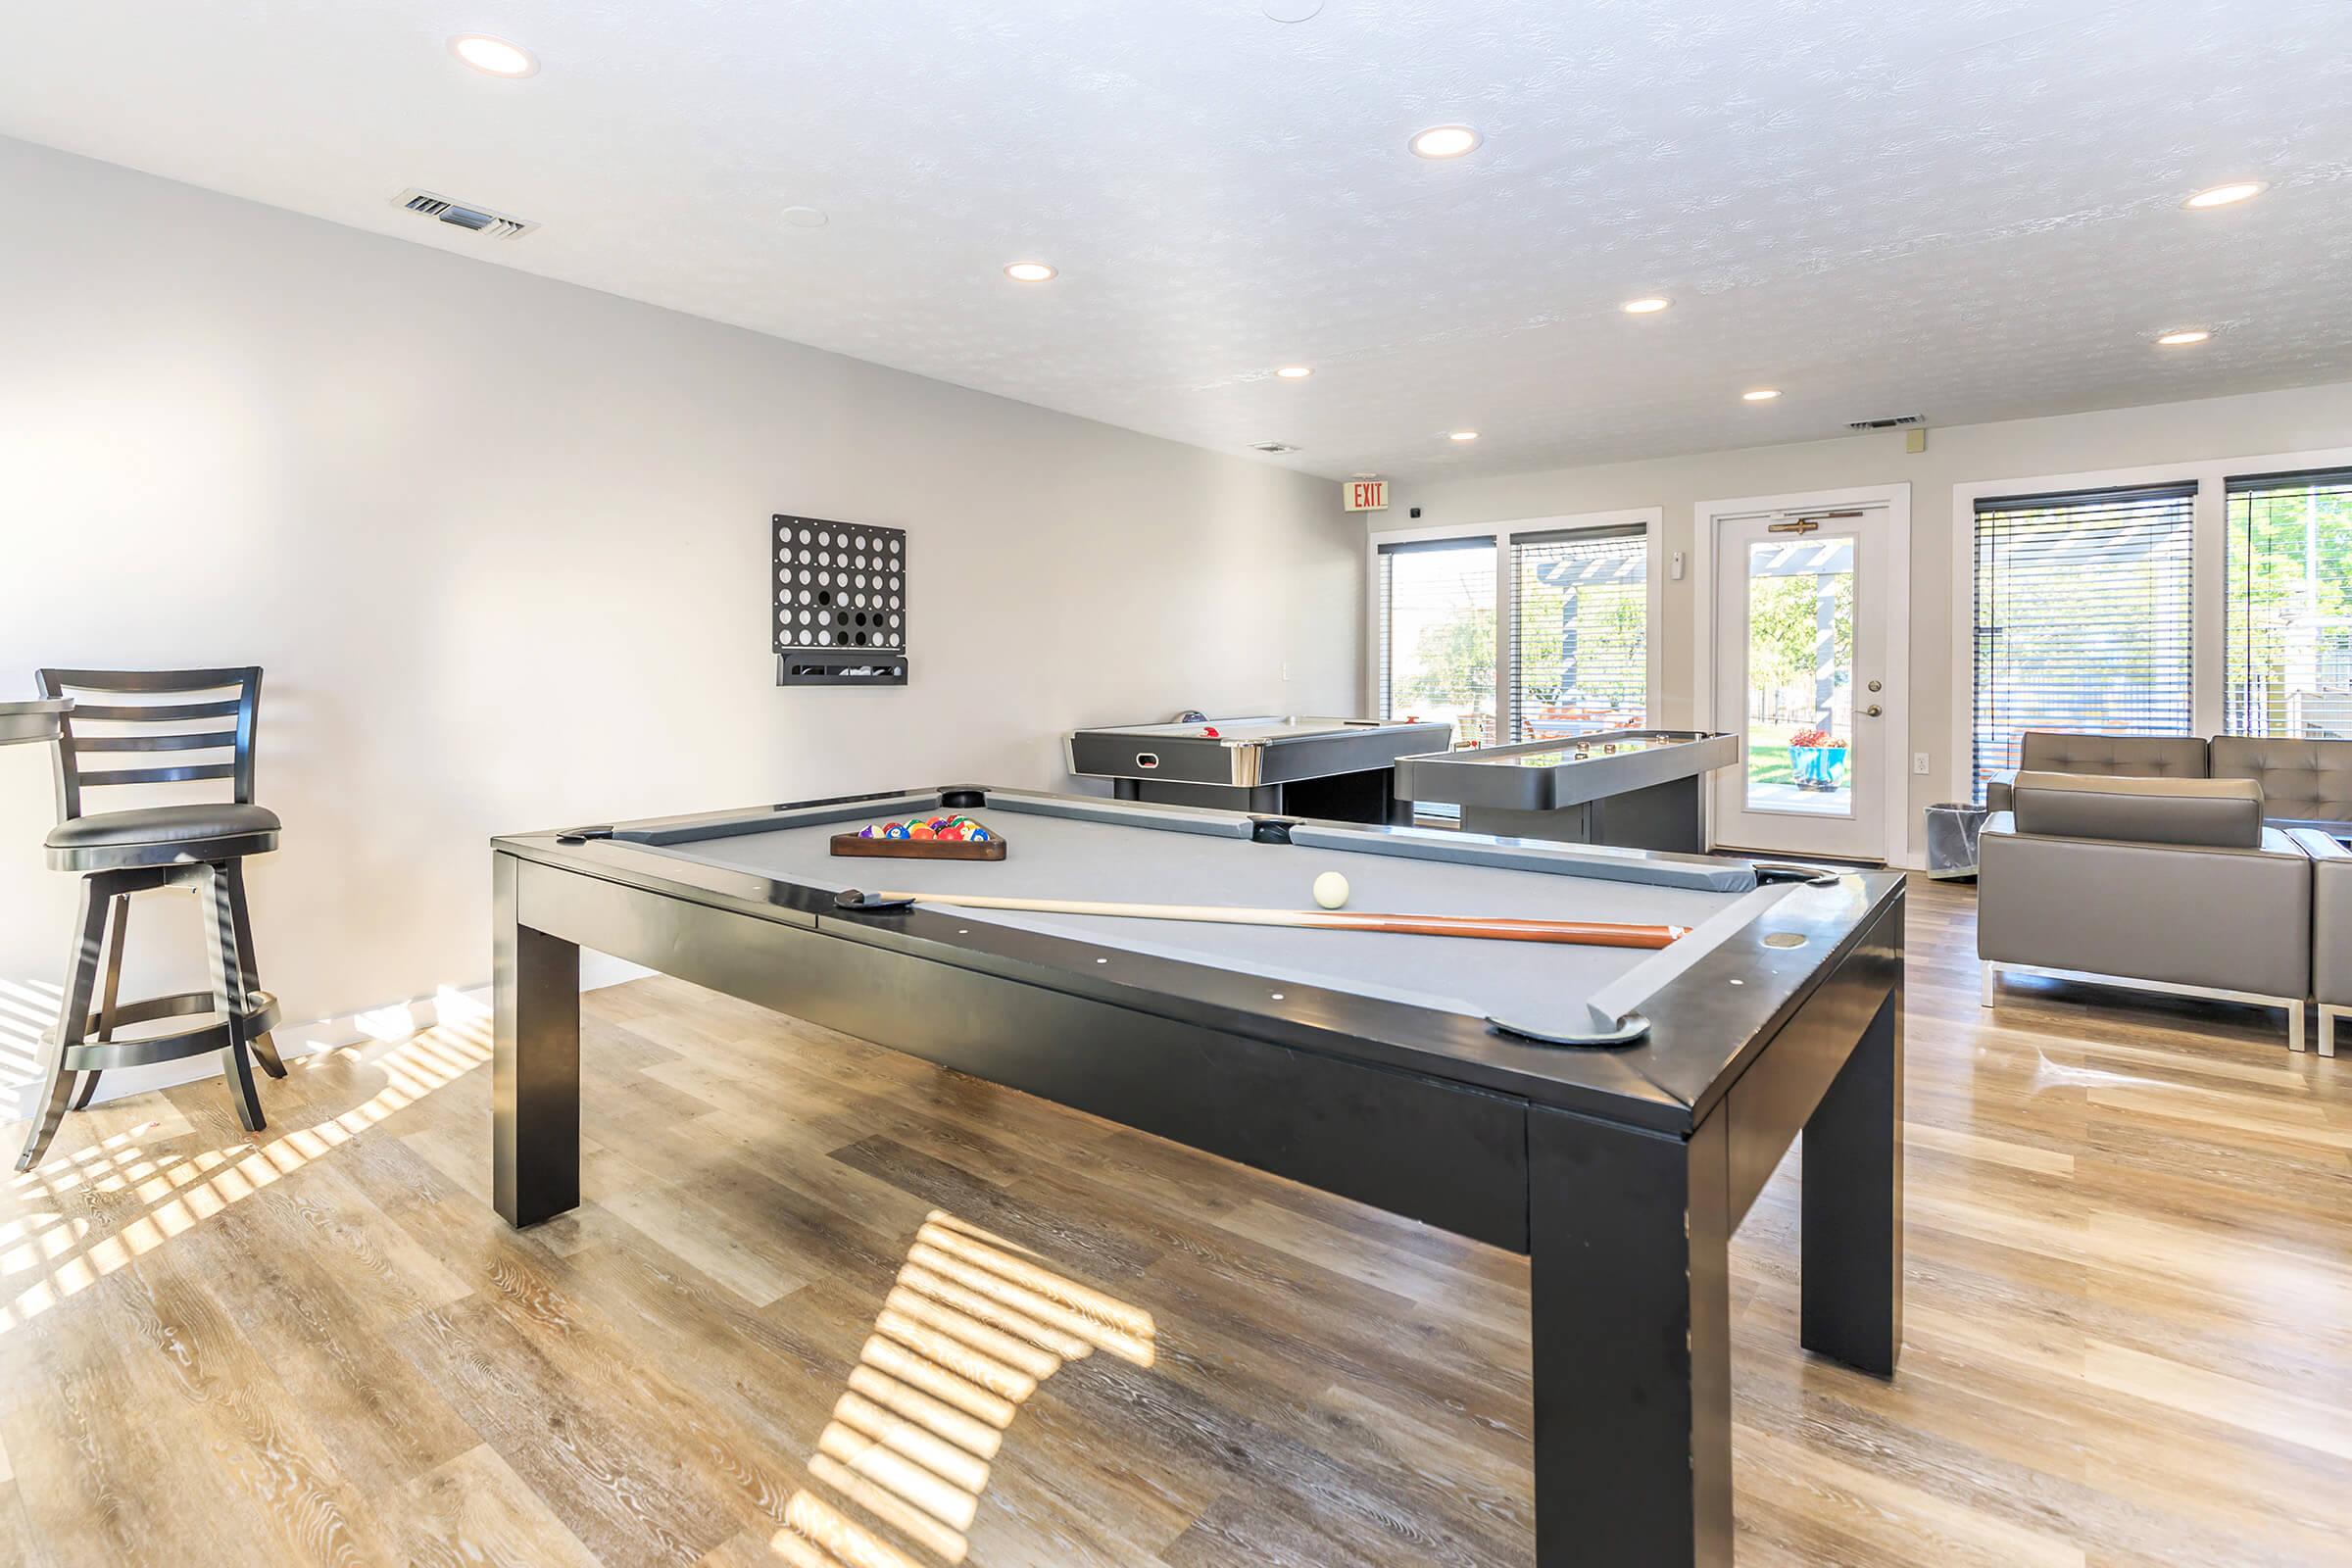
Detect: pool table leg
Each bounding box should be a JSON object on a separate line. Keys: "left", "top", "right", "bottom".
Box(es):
{"left": 1529, "top": 1106, "right": 1732, "bottom": 1568}
{"left": 1800, "top": 986, "right": 1903, "bottom": 1375}
{"left": 493, "top": 851, "right": 581, "bottom": 1228}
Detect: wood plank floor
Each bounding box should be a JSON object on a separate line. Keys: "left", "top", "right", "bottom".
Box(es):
{"left": 3, "top": 876, "right": 2349, "bottom": 1566}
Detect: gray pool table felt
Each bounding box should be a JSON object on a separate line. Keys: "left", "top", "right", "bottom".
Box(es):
{"left": 641, "top": 808, "right": 1788, "bottom": 1037}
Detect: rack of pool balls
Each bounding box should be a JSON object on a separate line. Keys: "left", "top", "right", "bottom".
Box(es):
{"left": 828, "top": 813, "right": 1006, "bottom": 861}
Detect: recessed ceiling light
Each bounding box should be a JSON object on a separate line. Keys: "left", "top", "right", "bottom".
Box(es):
{"left": 449, "top": 35, "right": 538, "bottom": 77}
{"left": 1275, "top": 366, "right": 1314, "bottom": 379}
{"left": 2183, "top": 181, "right": 2265, "bottom": 210}
{"left": 1448, "top": 430, "right": 1480, "bottom": 442}
{"left": 2155, "top": 328, "right": 2212, "bottom": 346}
{"left": 1621, "top": 297, "right": 1671, "bottom": 315}
{"left": 1410, "top": 125, "right": 1482, "bottom": 161}
{"left": 780, "top": 206, "right": 828, "bottom": 229}
{"left": 1742, "top": 388, "right": 1782, "bottom": 402}
{"left": 1004, "top": 262, "right": 1057, "bottom": 283}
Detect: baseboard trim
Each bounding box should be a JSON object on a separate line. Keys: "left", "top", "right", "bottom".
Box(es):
{"left": 4, "top": 953, "right": 654, "bottom": 1123}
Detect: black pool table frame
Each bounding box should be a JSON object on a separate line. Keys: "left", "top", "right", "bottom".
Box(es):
{"left": 491, "top": 785, "right": 1905, "bottom": 1567}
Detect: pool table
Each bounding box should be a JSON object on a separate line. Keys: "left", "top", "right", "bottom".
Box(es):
{"left": 491, "top": 786, "right": 1904, "bottom": 1567}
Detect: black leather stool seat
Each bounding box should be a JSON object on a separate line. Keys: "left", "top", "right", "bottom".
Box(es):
{"left": 45, "top": 804, "right": 281, "bottom": 870}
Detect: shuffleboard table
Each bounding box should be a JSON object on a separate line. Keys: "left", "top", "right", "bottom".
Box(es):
{"left": 1065, "top": 712, "right": 1453, "bottom": 822}
{"left": 1396, "top": 728, "right": 1741, "bottom": 852}
{"left": 491, "top": 786, "right": 1904, "bottom": 1566}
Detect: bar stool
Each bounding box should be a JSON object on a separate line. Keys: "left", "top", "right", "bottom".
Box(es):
{"left": 15, "top": 667, "right": 286, "bottom": 1171}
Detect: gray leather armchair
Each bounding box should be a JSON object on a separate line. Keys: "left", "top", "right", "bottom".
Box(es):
{"left": 2291, "top": 829, "right": 2351, "bottom": 1056}
{"left": 1979, "top": 771, "right": 2312, "bottom": 1051}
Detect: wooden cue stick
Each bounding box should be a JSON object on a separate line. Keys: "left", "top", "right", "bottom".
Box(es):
{"left": 871, "top": 891, "right": 1688, "bottom": 950}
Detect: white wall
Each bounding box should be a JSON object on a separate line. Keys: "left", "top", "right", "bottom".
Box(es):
{"left": 1389, "top": 379, "right": 2352, "bottom": 862}
{"left": 0, "top": 136, "right": 1361, "bottom": 1090}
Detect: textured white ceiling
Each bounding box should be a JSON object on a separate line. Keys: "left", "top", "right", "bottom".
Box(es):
{"left": 4, "top": 1, "right": 2350, "bottom": 482}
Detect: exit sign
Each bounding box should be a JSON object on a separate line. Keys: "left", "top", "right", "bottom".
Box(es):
{"left": 1345, "top": 479, "right": 1389, "bottom": 512}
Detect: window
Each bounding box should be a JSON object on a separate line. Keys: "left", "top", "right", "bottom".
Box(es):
{"left": 1508, "top": 525, "right": 1648, "bottom": 741}
{"left": 2225, "top": 467, "right": 2352, "bottom": 738}
{"left": 1376, "top": 537, "right": 1497, "bottom": 746}
{"left": 1971, "top": 483, "right": 2194, "bottom": 802}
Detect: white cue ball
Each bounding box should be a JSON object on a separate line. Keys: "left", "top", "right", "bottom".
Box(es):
{"left": 1312, "top": 871, "right": 1350, "bottom": 909}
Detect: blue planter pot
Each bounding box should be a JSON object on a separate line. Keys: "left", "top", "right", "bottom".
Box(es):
{"left": 1789, "top": 744, "right": 1848, "bottom": 789}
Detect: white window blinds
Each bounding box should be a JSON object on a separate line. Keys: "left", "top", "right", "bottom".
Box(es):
{"left": 2224, "top": 466, "right": 2352, "bottom": 739}
{"left": 1971, "top": 482, "right": 2194, "bottom": 803}
{"left": 1508, "top": 525, "right": 1647, "bottom": 741}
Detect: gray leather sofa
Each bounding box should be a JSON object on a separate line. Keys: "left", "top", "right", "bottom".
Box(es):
{"left": 1984, "top": 730, "right": 2352, "bottom": 836}
{"left": 1983, "top": 732, "right": 2208, "bottom": 814}
{"left": 2211, "top": 736, "right": 2352, "bottom": 836}
{"left": 1979, "top": 771, "right": 2312, "bottom": 1052}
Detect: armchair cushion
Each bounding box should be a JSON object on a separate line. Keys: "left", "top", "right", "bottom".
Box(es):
{"left": 2008, "top": 771, "right": 2264, "bottom": 849}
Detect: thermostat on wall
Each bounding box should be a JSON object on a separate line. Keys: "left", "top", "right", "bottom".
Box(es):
{"left": 772, "top": 514, "right": 908, "bottom": 686}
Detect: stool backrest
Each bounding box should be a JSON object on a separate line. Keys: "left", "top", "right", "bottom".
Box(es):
{"left": 35, "top": 667, "right": 263, "bottom": 821}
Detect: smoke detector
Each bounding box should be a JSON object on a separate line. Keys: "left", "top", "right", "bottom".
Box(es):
{"left": 1846, "top": 414, "right": 1925, "bottom": 431}
{"left": 392, "top": 188, "right": 538, "bottom": 240}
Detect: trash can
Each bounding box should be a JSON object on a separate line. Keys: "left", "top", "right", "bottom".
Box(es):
{"left": 1925, "top": 802, "right": 1987, "bottom": 879}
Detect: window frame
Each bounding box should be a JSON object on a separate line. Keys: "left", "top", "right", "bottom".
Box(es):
{"left": 1372, "top": 532, "right": 1499, "bottom": 741}
{"left": 1507, "top": 521, "right": 1654, "bottom": 742}
{"left": 2223, "top": 466, "right": 2352, "bottom": 740}
{"left": 1949, "top": 443, "right": 2352, "bottom": 808}
{"left": 1967, "top": 481, "right": 2198, "bottom": 803}
{"left": 1363, "top": 509, "right": 1665, "bottom": 746}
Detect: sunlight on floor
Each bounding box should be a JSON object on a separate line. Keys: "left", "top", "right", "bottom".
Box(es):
{"left": 0, "top": 1006, "right": 492, "bottom": 1337}
{"left": 771, "top": 1210, "right": 1158, "bottom": 1568}
{"left": 0, "top": 977, "right": 66, "bottom": 1094}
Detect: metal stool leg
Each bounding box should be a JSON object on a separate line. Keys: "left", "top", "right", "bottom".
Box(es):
{"left": 222, "top": 860, "right": 285, "bottom": 1080}
{"left": 68, "top": 894, "right": 130, "bottom": 1112}
{"left": 16, "top": 880, "right": 112, "bottom": 1172}
{"left": 202, "top": 862, "right": 265, "bottom": 1134}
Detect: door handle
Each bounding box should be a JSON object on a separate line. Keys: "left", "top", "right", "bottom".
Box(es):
{"left": 1863, "top": 705, "right": 1884, "bottom": 717}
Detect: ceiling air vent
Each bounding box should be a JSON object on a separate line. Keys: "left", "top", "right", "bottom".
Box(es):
{"left": 1249, "top": 441, "right": 1300, "bottom": 454}
{"left": 1846, "top": 414, "right": 1925, "bottom": 431}
{"left": 392, "top": 187, "right": 538, "bottom": 240}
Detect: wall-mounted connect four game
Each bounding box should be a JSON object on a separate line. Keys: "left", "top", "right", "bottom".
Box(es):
{"left": 773, "top": 514, "right": 908, "bottom": 686}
